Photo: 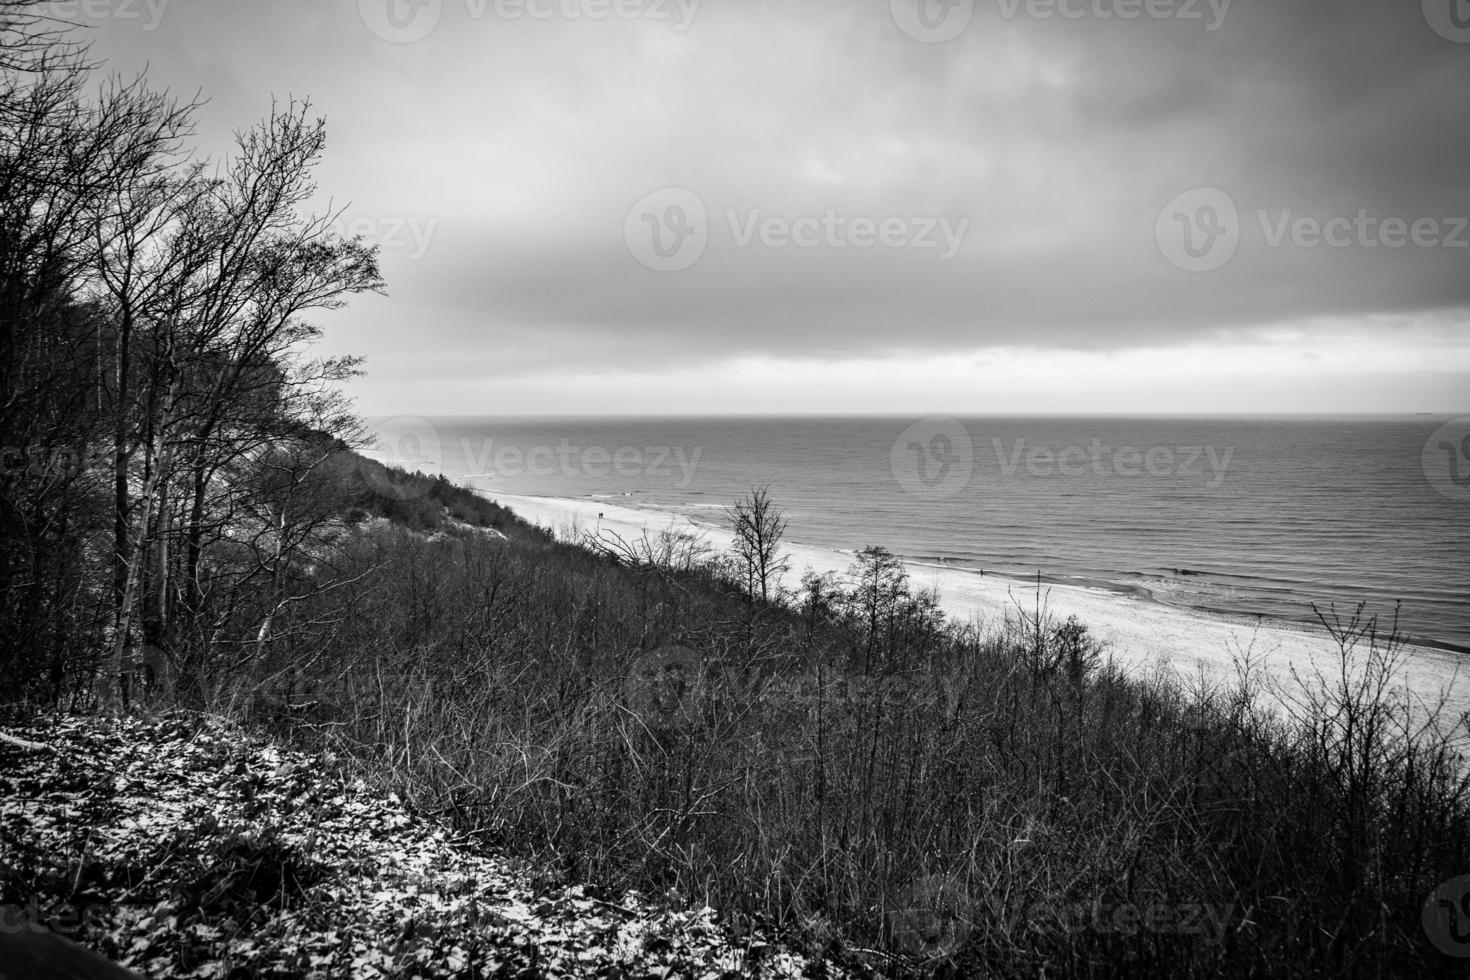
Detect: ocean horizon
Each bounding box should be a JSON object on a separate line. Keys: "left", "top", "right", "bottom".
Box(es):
{"left": 365, "top": 413, "right": 1470, "bottom": 655}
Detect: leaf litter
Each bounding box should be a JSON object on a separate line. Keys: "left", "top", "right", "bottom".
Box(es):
{"left": 0, "top": 716, "right": 859, "bottom": 979}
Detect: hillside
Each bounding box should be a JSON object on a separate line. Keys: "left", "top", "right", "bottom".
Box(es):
{"left": 0, "top": 715, "right": 852, "bottom": 979}
{"left": 4, "top": 448, "right": 1469, "bottom": 978}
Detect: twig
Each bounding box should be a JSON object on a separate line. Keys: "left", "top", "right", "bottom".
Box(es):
{"left": 0, "top": 731, "right": 53, "bottom": 752}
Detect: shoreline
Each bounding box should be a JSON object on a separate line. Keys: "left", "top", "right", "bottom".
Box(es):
{"left": 898, "top": 558, "right": 1470, "bottom": 659}
{"left": 489, "top": 491, "right": 1470, "bottom": 725}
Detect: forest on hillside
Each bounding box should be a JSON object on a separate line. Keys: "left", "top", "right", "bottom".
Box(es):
{"left": 0, "top": 0, "right": 422, "bottom": 709}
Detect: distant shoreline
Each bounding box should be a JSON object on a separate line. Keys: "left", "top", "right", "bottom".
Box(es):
{"left": 481, "top": 484, "right": 1470, "bottom": 655}
{"left": 489, "top": 491, "right": 1470, "bottom": 723}
{"left": 896, "top": 557, "right": 1470, "bottom": 658}
{"left": 370, "top": 414, "right": 1469, "bottom": 654}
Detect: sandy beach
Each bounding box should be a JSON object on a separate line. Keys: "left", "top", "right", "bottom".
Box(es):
{"left": 492, "top": 492, "right": 1470, "bottom": 727}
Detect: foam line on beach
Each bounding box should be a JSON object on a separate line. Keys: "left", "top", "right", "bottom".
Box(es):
{"left": 491, "top": 492, "right": 1470, "bottom": 725}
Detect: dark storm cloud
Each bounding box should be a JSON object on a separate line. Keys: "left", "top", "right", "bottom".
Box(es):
{"left": 76, "top": 0, "right": 1470, "bottom": 402}
{"left": 392, "top": 0, "right": 1470, "bottom": 368}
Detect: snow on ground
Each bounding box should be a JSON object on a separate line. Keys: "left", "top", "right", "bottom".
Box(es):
{"left": 0, "top": 716, "right": 854, "bottom": 979}
{"left": 492, "top": 493, "right": 1470, "bottom": 728}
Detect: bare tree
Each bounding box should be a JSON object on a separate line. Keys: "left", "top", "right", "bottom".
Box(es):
{"left": 1, "top": 20, "right": 201, "bottom": 706}
{"left": 842, "top": 545, "right": 908, "bottom": 654}
{"left": 87, "top": 89, "right": 206, "bottom": 711}
{"left": 582, "top": 524, "right": 710, "bottom": 575}
{"left": 0, "top": 0, "right": 80, "bottom": 73}
{"left": 725, "top": 486, "right": 789, "bottom": 604}
{"left": 1, "top": 18, "right": 380, "bottom": 708}
{"left": 154, "top": 101, "right": 380, "bottom": 664}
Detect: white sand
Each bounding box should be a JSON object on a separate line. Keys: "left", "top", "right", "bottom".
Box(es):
{"left": 492, "top": 492, "right": 1470, "bottom": 728}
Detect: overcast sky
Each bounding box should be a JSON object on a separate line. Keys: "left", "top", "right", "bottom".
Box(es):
{"left": 72, "top": 0, "right": 1470, "bottom": 414}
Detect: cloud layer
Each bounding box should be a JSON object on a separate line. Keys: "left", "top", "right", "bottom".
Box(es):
{"left": 81, "top": 0, "right": 1470, "bottom": 412}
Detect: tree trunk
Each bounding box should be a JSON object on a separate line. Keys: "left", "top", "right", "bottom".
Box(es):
{"left": 108, "top": 303, "right": 134, "bottom": 711}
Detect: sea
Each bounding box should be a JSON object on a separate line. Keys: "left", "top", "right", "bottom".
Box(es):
{"left": 364, "top": 415, "right": 1470, "bottom": 654}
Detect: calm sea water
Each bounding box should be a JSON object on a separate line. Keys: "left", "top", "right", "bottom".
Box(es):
{"left": 368, "top": 416, "right": 1470, "bottom": 652}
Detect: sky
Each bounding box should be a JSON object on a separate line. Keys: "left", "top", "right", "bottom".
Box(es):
{"left": 59, "top": 0, "right": 1470, "bottom": 415}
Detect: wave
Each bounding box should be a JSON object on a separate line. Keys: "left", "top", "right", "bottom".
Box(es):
{"left": 451, "top": 415, "right": 1470, "bottom": 652}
